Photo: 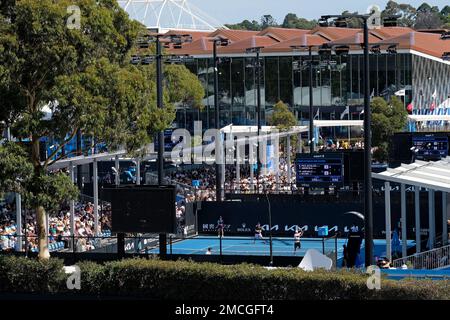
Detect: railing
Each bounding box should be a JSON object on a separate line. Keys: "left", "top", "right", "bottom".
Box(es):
{"left": 392, "top": 243, "right": 450, "bottom": 270}
{"left": 1, "top": 234, "right": 340, "bottom": 266}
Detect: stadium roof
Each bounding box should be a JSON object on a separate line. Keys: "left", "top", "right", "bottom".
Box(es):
{"left": 118, "top": 0, "right": 226, "bottom": 32}
{"left": 166, "top": 26, "right": 450, "bottom": 63}
{"left": 373, "top": 157, "right": 450, "bottom": 192}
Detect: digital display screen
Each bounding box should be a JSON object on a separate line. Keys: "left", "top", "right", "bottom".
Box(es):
{"left": 412, "top": 135, "right": 448, "bottom": 160}
{"left": 296, "top": 153, "right": 344, "bottom": 187}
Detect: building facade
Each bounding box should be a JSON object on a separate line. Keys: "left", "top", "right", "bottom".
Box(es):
{"left": 167, "top": 27, "right": 450, "bottom": 139}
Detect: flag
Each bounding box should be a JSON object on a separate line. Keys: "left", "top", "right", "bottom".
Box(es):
{"left": 431, "top": 89, "right": 437, "bottom": 100}
{"left": 395, "top": 89, "right": 406, "bottom": 96}
{"left": 314, "top": 108, "right": 320, "bottom": 120}
{"left": 360, "top": 109, "right": 364, "bottom": 115}
{"left": 340, "top": 106, "right": 349, "bottom": 120}
{"left": 406, "top": 103, "right": 413, "bottom": 113}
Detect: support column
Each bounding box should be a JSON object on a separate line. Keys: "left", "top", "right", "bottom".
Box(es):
{"left": 15, "top": 193, "right": 22, "bottom": 251}
{"left": 69, "top": 163, "right": 75, "bottom": 250}
{"left": 428, "top": 189, "right": 436, "bottom": 249}
{"left": 236, "top": 141, "right": 240, "bottom": 192}
{"left": 287, "top": 135, "right": 291, "bottom": 187}
{"left": 401, "top": 183, "right": 407, "bottom": 258}
{"left": 93, "top": 159, "right": 99, "bottom": 236}
{"left": 136, "top": 159, "right": 141, "bottom": 185}
{"left": 249, "top": 141, "right": 254, "bottom": 190}
{"left": 384, "top": 182, "right": 392, "bottom": 261}
{"left": 115, "top": 155, "right": 120, "bottom": 186}
{"left": 442, "top": 192, "right": 448, "bottom": 246}
{"left": 415, "top": 186, "right": 421, "bottom": 253}
{"left": 274, "top": 136, "right": 280, "bottom": 193}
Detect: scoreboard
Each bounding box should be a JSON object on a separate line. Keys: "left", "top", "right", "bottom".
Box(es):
{"left": 412, "top": 134, "right": 448, "bottom": 160}
{"left": 296, "top": 153, "right": 344, "bottom": 187}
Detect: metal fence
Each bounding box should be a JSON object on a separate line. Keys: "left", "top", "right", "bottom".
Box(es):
{"left": 392, "top": 244, "right": 450, "bottom": 270}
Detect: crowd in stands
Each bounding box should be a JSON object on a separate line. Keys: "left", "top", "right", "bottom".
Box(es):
{"left": 0, "top": 199, "right": 112, "bottom": 253}
{"left": 169, "top": 151, "right": 299, "bottom": 200}
{"left": 317, "top": 139, "right": 364, "bottom": 152}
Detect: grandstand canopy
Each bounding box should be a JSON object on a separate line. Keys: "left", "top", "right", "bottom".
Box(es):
{"left": 117, "top": 0, "right": 226, "bottom": 32}
{"left": 373, "top": 157, "right": 450, "bottom": 192}
{"left": 408, "top": 114, "right": 450, "bottom": 122}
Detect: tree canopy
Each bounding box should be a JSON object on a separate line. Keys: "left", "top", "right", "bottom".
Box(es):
{"left": 371, "top": 96, "right": 408, "bottom": 162}
{"left": 0, "top": 0, "right": 203, "bottom": 259}
{"left": 268, "top": 101, "right": 297, "bottom": 130}
{"left": 226, "top": 2, "right": 450, "bottom": 30}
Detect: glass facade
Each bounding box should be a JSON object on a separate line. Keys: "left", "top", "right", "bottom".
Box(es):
{"left": 175, "top": 53, "right": 414, "bottom": 132}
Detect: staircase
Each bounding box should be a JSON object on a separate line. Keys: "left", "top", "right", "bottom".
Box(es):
{"left": 392, "top": 243, "right": 450, "bottom": 270}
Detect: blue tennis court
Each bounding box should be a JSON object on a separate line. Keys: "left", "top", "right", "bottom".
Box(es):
{"left": 147, "top": 236, "right": 415, "bottom": 263}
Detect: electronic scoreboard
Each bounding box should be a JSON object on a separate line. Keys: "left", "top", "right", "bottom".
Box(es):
{"left": 412, "top": 134, "right": 448, "bottom": 160}
{"left": 296, "top": 153, "right": 344, "bottom": 187}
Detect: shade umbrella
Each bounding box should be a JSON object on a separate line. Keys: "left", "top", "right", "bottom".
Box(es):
{"left": 344, "top": 211, "right": 365, "bottom": 220}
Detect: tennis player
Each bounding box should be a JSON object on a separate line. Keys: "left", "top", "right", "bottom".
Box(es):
{"left": 254, "top": 222, "right": 265, "bottom": 244}
{"left": 217, "top": 216, "right": 224, "bottom": 238}
{"left": 293, "top": 228, "right": 304, "bottom": 254}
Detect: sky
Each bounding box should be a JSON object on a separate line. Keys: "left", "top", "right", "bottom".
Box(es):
{"left": 189, "top": 0, "right": 449, "bottom": 25}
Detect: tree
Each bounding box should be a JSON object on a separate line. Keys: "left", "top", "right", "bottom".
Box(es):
{"left": 0, "top": 142, "right": 33, "bottom": 197}
{"left": 226, "top": 19, "right": 261, "bottom": 31}
{"left": 282, "top": 13, "right": 317, "bottom": 30}
{"left": 0, "top": 0, "right": 203, "bottom": 259}
{"left": 261, "top": 15, "right": 278, "bottom": 29}
{"left": 268, "top": 101, "right": 298, "bottom": 154}
{"left": 381, "top": 1, "right": 417, "bottom": 27}
{"left": 371, "top": 96, "right": 408, "bottom": 162}
{"left": 341, "top": 11, "right": 363, "bottom": 28}
{"left": 415, "top": 10, "right": 443, "bottom": 29}
{"left": 269, "top": 101, "right": 297, "bottom": 129}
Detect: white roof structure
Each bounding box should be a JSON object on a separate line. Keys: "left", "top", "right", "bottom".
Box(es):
{"left": 314, "top": 120, "right": 363, "bottom": 127}
{"left": 117, "top": 0, "right": 226, "bottom": 32}
{"left": 47, "top": 150, "right": 158, "bottom": 170}
{"left": 408, "top": 114, "right": 450, "bottom": 122}
{"left": 373, "top": 157, "right": 450, "bottom": 192}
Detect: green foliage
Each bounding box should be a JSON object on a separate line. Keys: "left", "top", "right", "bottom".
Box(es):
{"left": 0, "top": 255, "right": 65, "bottom": 293}
{"left": 261, "top": 15, "right": 278, "bottom": 29}
{"left": 226, "top": 20, "right": 262, "bottom": 31}
{"left": 382, "top": 1, "right": 417, "bottom": 28}
{"left": 268, "top": 101, "right": 297, "bottom": 130}
{"left": 164, "top": 64, "right": 205, "bottom": 109}
{"left": 0, "top": 0, "right": 203, "bottom": 258}
{"left": 371, "top": 96, "right": 408, "bottom": 162}
{"left": 282, "top": 13, "right": 317, "bottom": 29}
{"left": 0, "top": 256, "right": 449, "bottom": 299}
{"left": 26, "top": 172, "right": 79, "bottom": 212}
{"left": 0, "top": 142, "right": 33, "bottom": 196}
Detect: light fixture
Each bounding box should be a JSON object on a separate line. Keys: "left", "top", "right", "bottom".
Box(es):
{"left": 387, "top": 44, "right": 397, "bottom": 55}
{"left": 318, "top": 17, "right": 329, "bottom": 27}
{"left": 334, "top": 45, "right": 349, "bottom": 56}
{"left": 370, "top": 45, "right": 381, "bottom": 54}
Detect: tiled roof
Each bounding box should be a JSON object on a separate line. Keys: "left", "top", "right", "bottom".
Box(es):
{"left": 370, "top": 27, "right": 414, "bottom": 40}
{"left": 378, "top": 32, "right": 450, "bottom": 59}
{"left": 164, "top": 30, "right": 210, "bottom": 42}
{"left": 219, "top": 36, "right": 279, "bottom": 54}
{"left": 257, "top": 27, "right": 310, "bottom": 41}
{"left": 208, "top": 29, "right": 259, "bottom": 42}
{"left": 166, "top": 26, "right": 450, "bottom": 60}
{"left": 263, "top": 34, "right": 326, "bottom": 53}
{"left": 310, "top": 26, "right": 361, "bottom": 40}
